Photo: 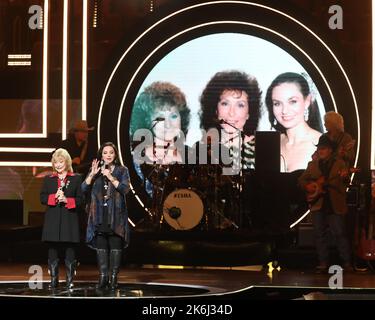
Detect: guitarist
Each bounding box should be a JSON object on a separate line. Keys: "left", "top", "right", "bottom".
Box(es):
{"left": 311, "top": 111, "right": 356, "bottom": 169}
{"left": 299, "top": 134, "right": 352, "bottom": 273}
{"left": 323, "top": 111, "right": 355, "bottom": 166}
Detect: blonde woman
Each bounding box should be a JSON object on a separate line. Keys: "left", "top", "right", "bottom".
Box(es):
{"left": 40, "top": 148, "right": 83, "bottom": 289}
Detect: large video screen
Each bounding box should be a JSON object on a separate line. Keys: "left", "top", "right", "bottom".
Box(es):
{"left": 129, "top": 33, "right": 326, "bottom": 173}
{"left": 126, "top": 32, "right": 332, "bottom": 230}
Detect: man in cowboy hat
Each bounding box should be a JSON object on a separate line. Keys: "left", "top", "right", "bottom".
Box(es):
{"left": 299, "top": 134, "right": 352, "bottom": 273}
{"left": 58, "top": 120, "right": 95, "bottom": 176}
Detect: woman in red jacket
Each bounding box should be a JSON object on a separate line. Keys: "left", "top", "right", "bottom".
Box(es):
{"left": 40, "top": 148, "right": 83, "bottom": 289}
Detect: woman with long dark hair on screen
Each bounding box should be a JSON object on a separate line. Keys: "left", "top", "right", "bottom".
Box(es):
{"left": 197, "top": 70, "right": 261, "bottom": 229}
{"left": 40, "top": 148, "right": 82, "bottom": 289}
{"left": 265, "top": 72, "right": 323, "bottom": 172}
{"left": 199, "top": 70, "right": 261, "bottom": 170}
{"left": 82, "top": 142, "right": 130, "bottom": 290}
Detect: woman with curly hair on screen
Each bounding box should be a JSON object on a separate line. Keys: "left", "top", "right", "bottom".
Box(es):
{"left": 199, "top": 70, "right": 261, "bottom": 170}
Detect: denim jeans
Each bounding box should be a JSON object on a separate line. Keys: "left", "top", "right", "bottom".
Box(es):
{"left": 312, "top": 210, "right": 351, "bottom": 266}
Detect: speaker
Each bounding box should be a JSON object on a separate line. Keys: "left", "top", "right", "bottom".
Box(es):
{"left": 0, "top": 200, "right": 23, "bottom": 225}
{"left": 255, "top": 131, "right": 280, "bottom": 173}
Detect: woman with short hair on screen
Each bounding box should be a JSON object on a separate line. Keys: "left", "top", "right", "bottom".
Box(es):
{"left": 130, "top": 81, "right": 191, "bottom": 165}
{"left": 265, "top": 72, "right": 323, "bottom": 172}
{"left": 40, "top": 148, "right": 82, "bottom": 289}
{"left": 199, "top": 70, "right": 261, "bottom": 170}
{"left": 130, "top": 81, "right": 191, "bottom": 198}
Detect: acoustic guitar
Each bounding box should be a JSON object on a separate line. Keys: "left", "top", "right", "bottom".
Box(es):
{"left": 304, "top": 167, "right": 360, "bottom": 205}
{"left": 305, "top": 176, "right": 326, "bottom": 205}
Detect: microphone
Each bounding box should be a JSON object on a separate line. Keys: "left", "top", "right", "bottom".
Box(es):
{"left": 153, "top": 117, "right": 165, "bottom": 122}
{"left": 217, "top": 119, "right": 240, "bottom": 131}
{"left": 98, "top": 160, "right": 109, "bottom": 182}
{"left": 60, "top": 180, "right": 66, "bottom": 192}
{"left": 103, "top": 163, "right": 109, "bottom": 183}
{"left": 214, "top": 118, "right": 225, "bottom": 124}
{"left": 150, "top": 117, "right": 165, "bottom": 130}
{"left": 99, "top": 160, "right": 110, "bottom": 170}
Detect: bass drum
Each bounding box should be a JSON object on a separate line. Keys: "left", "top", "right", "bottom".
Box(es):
{"left": 162, "top": 189, "right": 204, "bottom": 230}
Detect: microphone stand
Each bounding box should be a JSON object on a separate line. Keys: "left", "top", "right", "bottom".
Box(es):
{"left": 143, "top": 142, "right": 171, "bottom": 183}
{"left": 143, "top": 118, "right": 166, "bottom": 189}
{"left": 150, "top": 122, "right": 158, "bottom": 131}
{"left": 218, "top": 119, "right": 247, "bottom": 229}
{"left": 142, "top": 129, "right": 171, "bottom": 228}
{"left": 154, "top": 145, "right": 174, "bottom": 229}
{"left": 146, "top": 118, "right": 168, "bottom": 183}
{"left": 150, "top": 117, "right": 165, "bottom": 131}
{"left": 220, "top": 119, "right": 246, "bottom": 147}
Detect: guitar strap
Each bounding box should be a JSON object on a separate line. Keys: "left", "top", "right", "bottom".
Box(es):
{"left": 318, "top": 157, "right": 335, "bottom": 182}
{"left": 335, "top": 132, "right": 345, "bottom": 150}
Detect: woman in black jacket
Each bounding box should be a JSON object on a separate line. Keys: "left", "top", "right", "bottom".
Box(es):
{"left": 40, "top": 148, "right": 82, "bottom": 289}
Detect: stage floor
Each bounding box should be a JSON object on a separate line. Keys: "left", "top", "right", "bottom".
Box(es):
{"left": 0, "top": 263, "right": 375, "bottom": 299}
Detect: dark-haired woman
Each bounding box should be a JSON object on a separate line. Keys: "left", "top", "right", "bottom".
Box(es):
{"left": 82, "top": 142, "right": 130, "bottom": 290}
{"left": 265, "top": 72, "right": 323, "bottom": 172}
{"left": 199, "top": 70, "right": 261, "bottom": 170}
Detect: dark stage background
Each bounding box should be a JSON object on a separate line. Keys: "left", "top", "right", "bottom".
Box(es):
{"left": 0, "top": 1, "right": 371, "bottom": 253}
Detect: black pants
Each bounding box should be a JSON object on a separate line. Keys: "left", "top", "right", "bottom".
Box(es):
{"left": 47, "top": 242, "right": 76, "bottom": 263}
{"left": 96, "top": 233, "right": 123, "bottom": 250}
{"left": 312, "top": 211, "right": 351, "bottom": 266}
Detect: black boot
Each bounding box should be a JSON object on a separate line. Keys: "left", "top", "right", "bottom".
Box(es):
{"left": 48, "top": 259, "right": 59, "bottom": 289}
{"left": 109, "top": 249, "right": 122, "bottom": 290}
{"left": 96, "top": 249, "right": 109, "bottom": 289}
{"left": 65, "top": 259, "right": 77, "bottom": 289}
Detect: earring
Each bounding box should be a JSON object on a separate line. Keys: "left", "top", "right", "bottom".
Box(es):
{"left": 273, "top": 119, "right": 277, "bottom": 126}
{"left": 304, "top": 108, "right": 309, "bottom": 121}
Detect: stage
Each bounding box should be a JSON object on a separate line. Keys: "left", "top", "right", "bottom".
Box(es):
{"left": 0, "top": 263, "right": 375, "bottom": 300}
{"left": 0, "top": 0, "right": 373, "bottom": 306}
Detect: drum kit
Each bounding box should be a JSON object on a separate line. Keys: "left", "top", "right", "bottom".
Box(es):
{"left": 140, "top": 162, "right": 243, "bottom": 231}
